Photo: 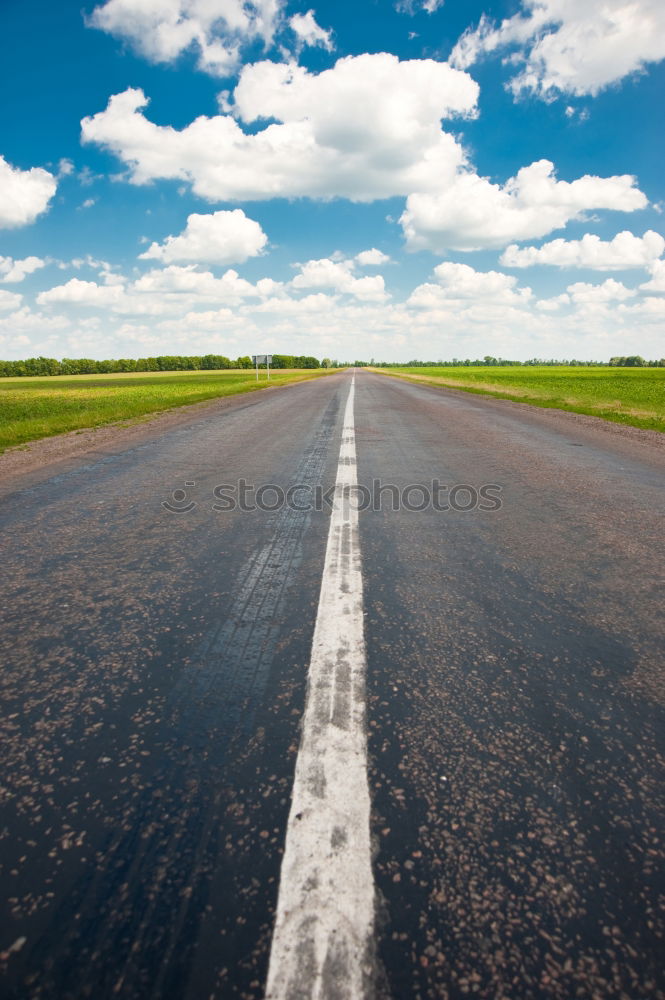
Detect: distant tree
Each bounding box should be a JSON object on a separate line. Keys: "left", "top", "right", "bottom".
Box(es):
{"left": 271, "top": 354, "right": 294, "bottom": 369}
{"left": 22, "top": 356, "right": 61, "bottom": 376}
{"left": 610, "top": 355, "right": 646, "bottom": 367}
{"left": 201, "top": 354, "right": 232, "bottom": 369}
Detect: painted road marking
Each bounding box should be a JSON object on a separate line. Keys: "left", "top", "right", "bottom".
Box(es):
{"left": 266, "top": 376, "right": 375, "bottom": 999}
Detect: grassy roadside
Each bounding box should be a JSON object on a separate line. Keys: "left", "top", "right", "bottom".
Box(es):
{"left": 369, "top": 366, "right": 665, "bottom": 433}
{"left": 0, "top": 368, "right": 340, "bottom": 453}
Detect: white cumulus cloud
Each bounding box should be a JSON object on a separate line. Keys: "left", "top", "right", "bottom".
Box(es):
{"left": 133, "top": 265, "right": 270, "bottom": 304}
{"left": 567, "top": 278, "right": 635, "bottom": 304}
{"left": 0, "top": 289, "right": 23, "bottom": 312}
{"left": 252, "top": 291, "right": 339, "bottom": 315}
{"left": 81, "top": 54, "right": 478, "bottom": 202}
{"left": 291, "top": 257, "right": 388, "bottom": 302}
{"left": 409, "top": 261, "right": 532, "bottom": 307}
{"left": 37, "top": 265, "right": 285, "bottom": 317}
{"left": 0, "top": 256, "right": 47, "bottom": 283}
{"left": 619, "top": 296, "right": 665, "bottom": 321}
{"left": 289, "top": 10, "right": 333, "bottom": 51}
{"left": 640, "top": 259, "right": 665, "bottom": 293}
{"left": 88, "top": 0, "right": 281, "bottom": 76}
{"left": 355, "top": 248, "right": 391, "bottom": 267}
{"left": 397, "top": 0, "right": 444, "bottom": 13}
{"left": 451, "top": 0, "right": 665, "bottom": 98}
{"left": 140, "top": 209, "right": 268, "bottom": 265}
{"left": 535, "top": 293, "right": 571, "bottom": 311}
{"left": 37, "top": 278, "right": 126, "bottom": 308}
{"left": 0, "top": 156, "right": 57, "bottom": 229}
{"left": 501, "top": 230, "right": 664, "bottom": 270}
{"left": 400, "top": 159, "right": 647, "bottom": 252}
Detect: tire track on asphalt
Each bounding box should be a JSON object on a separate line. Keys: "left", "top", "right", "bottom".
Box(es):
{"left": 22, "top": 392, "right": 341, "bottom": 1000}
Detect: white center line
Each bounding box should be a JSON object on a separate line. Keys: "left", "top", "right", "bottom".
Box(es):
{"left": 265, "top": 375, "right": 375, "bottom": 999}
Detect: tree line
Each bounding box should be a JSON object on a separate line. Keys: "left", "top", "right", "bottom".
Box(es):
{"left": 2, "top": 354, "right": 662, "bottom": 377}
{"left": 0, "top": 354, "right": 323, "bottom": 377}
{"left": 607, "top": 356, "right": 664, "bottom": 367}
{"left": 368, "top": 356, "right": 665, "bottom": 368}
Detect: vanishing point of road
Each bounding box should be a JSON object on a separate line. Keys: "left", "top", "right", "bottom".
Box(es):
{"left": 1, "top": 370, "right": 663, "bottom": 999}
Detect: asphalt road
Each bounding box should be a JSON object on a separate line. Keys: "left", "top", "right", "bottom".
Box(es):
{"left": 0, "top": 370, "right": 663, "bottom": 999}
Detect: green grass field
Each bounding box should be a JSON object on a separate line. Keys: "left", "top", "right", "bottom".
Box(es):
{"left": 378, "top": 367, "right": 665, "bottom": 432}
{"left": 0, "top": 368, "right": 337, "bottom": 453}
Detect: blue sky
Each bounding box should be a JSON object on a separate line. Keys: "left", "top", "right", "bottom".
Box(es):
{"left": 1, "top": 0, "right": 664, "bottom": 362}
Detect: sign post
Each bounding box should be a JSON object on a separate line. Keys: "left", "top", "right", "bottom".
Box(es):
{"left": 252, "top": 355, "right": 273, "bottom": 380}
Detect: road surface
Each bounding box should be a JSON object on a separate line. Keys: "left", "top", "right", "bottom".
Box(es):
{"left": 1, "top": 370, "right": 663, "bottom": 999}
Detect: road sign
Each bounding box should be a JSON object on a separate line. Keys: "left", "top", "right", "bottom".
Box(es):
{"left": 252, "top": 354, "right": 273, "bottom": 380}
